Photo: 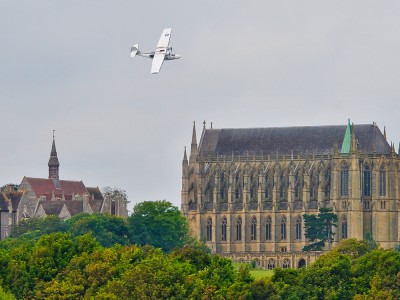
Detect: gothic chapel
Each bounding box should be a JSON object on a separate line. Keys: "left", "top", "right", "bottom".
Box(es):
{"left": 181, "top": 120, "right": 400, "bottom": 269}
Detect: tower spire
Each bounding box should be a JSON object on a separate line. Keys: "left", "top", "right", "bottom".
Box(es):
{"left": 191, "top": 121, "right": 197, "bottom": 145}
{"left": 383, "top": 126, "right": 387, "bottom": 141}
{"left": 183, "top": 146, "right": 188, "bottom": 162}
{"left": 190, "top": 121, "right": 198, "bottom": 163}
{"left": 48, "top": 131, "right": 60, "bottom": 180}
{"left": 341, "top": 119, "right": 352, "bottom": 154}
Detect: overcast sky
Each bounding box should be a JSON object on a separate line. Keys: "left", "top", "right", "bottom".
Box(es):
{"left": 1, "top": 1, "right": 400, "bottom": 212}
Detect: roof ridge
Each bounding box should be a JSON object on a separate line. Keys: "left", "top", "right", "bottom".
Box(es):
{"left": 209, "top": 124, "right": 374, "bottom": 131}
{"left": 26, "top": 177, "right": 84, "bottom": 183}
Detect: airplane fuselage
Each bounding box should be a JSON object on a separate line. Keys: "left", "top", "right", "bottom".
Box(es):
{"left": 139, "top": 51, "right": 180, "bottom": 60}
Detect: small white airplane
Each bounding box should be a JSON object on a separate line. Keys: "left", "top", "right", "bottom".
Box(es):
{"left": 130, "top": 28, "right": 180, "bottom": 74}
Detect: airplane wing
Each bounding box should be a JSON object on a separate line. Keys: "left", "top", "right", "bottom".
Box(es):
{"left": 157, "top": 28, "right": 172, "bottom": 48}
{"left": 151, "top": 53, "right": 165, "bottom": 74}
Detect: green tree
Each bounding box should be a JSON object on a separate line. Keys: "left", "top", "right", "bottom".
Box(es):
{"left": 297, "top": 251, "right": 353, "bottom": 300}
{"left": 66, "top": 213, "right": 129, "bottom": 247}
{"left": 352, "top": 249, "right": 400, "bottom": 298}
{"left": 10, "top": 216, "right": 67, "bottom": 238}
{"left": 303, "top": 207, "right": 338, "bottom": 251}
{"left": 0, "top": 286, "right": 16, "bottom": 300}
{"left": 250, "top": 277, "right": 279, "bottom": 300}
{"left": 128, "top": 200, "right": 189, "bottom": 253}
{"left": 169, "top": 245, "right": 211, "bottom": 271}
{"left": 333, "top": 238, "right": 369, "bottom": 259}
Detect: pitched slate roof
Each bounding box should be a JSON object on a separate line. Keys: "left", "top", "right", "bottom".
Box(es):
{"left": 0, "top": 194, "right": 9, "bottom": 210}
{"left": 38, "top": 200, "right": 84, "bottom": 217}
{"left": 87, "top": 187, "right": 104, "bottom": 201}
{"left": 198, "top": 124, "right": 390, "bottom": 156}
{"left": 0, "top": 192, "right": 24, "bottom": 211}
{"left": 38, "top": 201, "right": 65, "bottom": 216}
{"left": 25, "top": 178, "right": 87, "bottom": 199}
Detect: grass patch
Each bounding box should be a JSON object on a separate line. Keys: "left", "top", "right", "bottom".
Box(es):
{"left": 232, "top": 262, "right": 273, "bottom": 279}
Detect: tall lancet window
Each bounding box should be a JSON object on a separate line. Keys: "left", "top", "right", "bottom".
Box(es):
{"left": 251, "top": 216, "right": 257, "bottom": 241}
{"left": 206, "top": 218, "right": 212, "bottom": 241}
{"left": 341, "top": 216, "right": 348, "bottom": 239}
{"left": 379, "top": 165, "right": 386, "bottom": 196}
{"left": 363, "top": 165, "right": 371, "bottom": 197}
{"left": 266, "top": 216, "right": 272, "bottom": 240}
{"left": 280, "top": 216, "right": 287, "bottom": 240}
{"left": 221, "top": 217, "right": 227, "bottom": 241}
{"left": 340, "top": 163, "right": 349, "bottom": 196}
{"left": 236, "top": 217, "right": 242, "bottom": 241}
{"left": 295, "top": 216, "right": 302, "bottom": 240}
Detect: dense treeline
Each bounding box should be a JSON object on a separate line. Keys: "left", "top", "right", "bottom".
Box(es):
{"left": 11, "top": 200, "right": 189, "bottom": 252}
{"left": 0, "top": 201, "right": 399, "bottom": 299}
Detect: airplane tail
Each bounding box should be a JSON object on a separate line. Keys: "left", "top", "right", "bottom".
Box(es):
{"left": 130, "top": 44, "right": 140, "bottom": 58}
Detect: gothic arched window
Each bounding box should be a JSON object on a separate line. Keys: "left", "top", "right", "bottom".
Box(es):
{"left": 206, "top": 218, "right": 212, "bottom": 241}
{"left": 379, "top": 165, "right": 386, "bottom": 196}
{"left": 221, "top": 216, "right": 227, "bottom": 241}
{"left": 363, "top": 165, "right": 371, "bottom": 197}
{"left": 266, "top": 216, "right": 272, "bottom": 240}
{"left": 341, "top": 216, "right": 348, "bottom": 239}
{"left": 236, "top": 217, "right": 242, "bottom": 241}
{"left": 340, "top": 163, "right": 349, "bottom": 196}
{"left": 251, "top": 216, "right": 257, "bottom": 241}
{"left": 295, "top": 216, "right": 302, "bottom": 240}
{"left": 267, "top": 258, "right": 275, "bottom": 270}
{"left": 282, "top": 259, "right": 290, "bottom": 269}
{"left": 281, "top": 216, "right": 287, "bottom": 240}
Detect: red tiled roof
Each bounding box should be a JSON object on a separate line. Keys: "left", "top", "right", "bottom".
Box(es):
{"left": 26, "top": 178, "right": 88, "bottom": 198}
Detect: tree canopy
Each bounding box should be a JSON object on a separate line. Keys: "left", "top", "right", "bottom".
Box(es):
{"left": 0, "top": 228, "right": 399, "bottom": 299}
{"left": 128, "top": 200, "right": 189, "bottom": 252}
{"left": 66, "top": 213, "right": 129, "bottom": 247}
{"left": 303, "top": 207, "right": 338, "bottom": 251}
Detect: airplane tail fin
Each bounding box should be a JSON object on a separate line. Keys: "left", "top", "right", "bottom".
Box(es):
{"left": 130, "top": 44, "right": 140, "bottom": 58}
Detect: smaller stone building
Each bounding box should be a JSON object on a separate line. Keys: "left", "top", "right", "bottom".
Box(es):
{"left": 0, "top": 135, "right": 128, "bottom": 239}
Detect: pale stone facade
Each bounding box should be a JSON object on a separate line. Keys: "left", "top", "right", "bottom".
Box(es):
{"left": 181, "top": 121, "right": 399, "bottom": 269}
{"left": 0, "top": 135, "right": 129, "bottom": 239}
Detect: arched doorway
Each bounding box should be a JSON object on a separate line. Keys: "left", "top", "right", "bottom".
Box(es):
{"left": 298, "top": 258, "right": 306, "bottom": 268}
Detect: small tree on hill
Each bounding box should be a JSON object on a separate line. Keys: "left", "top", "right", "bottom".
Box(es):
{"left": 303, "top": 207, "right": 338, "bottom": 251}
